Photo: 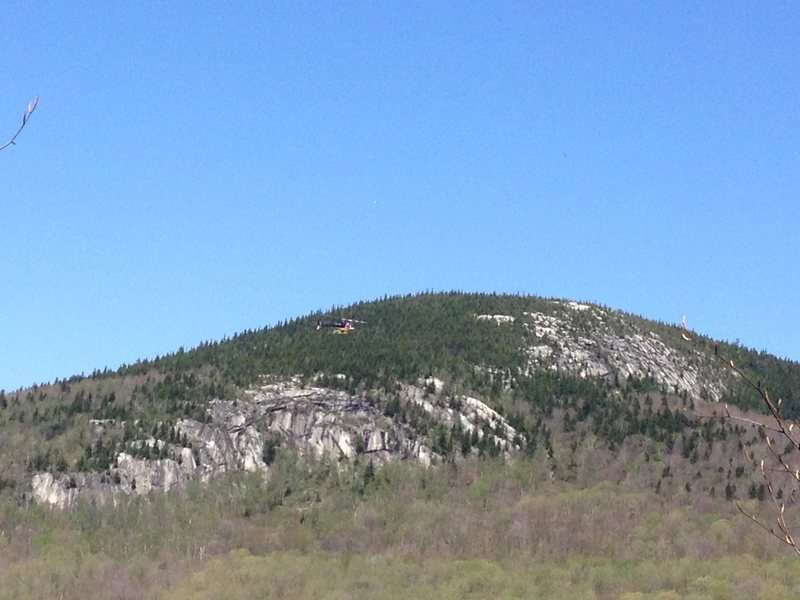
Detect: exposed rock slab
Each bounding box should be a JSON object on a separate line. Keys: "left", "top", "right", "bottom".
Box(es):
{"left": 31, "top": 379, "right": 521, "bottom": 508}
{"left": 518, "top": 303, "right": 726, "bottom": 400}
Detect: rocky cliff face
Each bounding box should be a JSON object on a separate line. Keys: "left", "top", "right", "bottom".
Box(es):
{"left": 482, "top": 300, "right": 726, "bottom": 401}
{"left": 30, "top": 379, "right": 517, "bottom": 509}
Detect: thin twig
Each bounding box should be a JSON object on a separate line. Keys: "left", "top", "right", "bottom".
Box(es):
{"left": 682, "top": 319, "right": 800, "bottom": 554}
{"left": 0, "top": 96, "right": 39, "bottom": 151}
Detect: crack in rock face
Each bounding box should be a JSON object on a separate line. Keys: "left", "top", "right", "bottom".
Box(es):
{"left": 248, "top": 382, "right": 430, "bottom": 464}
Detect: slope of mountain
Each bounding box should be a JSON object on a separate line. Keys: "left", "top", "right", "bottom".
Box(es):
{"left": 4, "top": 291, "right": 800, "bottom": 598}
{"left": 2, "top": 291, "right": 798, "bottom": 508}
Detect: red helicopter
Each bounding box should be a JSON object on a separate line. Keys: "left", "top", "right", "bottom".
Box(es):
{"left": 315, "top": 318, "right": 365, "bottom": 335}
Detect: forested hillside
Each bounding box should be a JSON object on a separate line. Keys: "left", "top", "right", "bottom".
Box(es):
{"left": 2, "top": 292, "right": 800, "bottom": 598}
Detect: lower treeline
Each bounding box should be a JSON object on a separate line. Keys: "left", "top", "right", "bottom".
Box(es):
{"left": 1, "top": 452, "right": 799, "bottom": 600}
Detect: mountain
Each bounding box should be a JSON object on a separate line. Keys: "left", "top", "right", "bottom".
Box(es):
{"left": 2, "top": 290, "right": 795, "bottom": 503}
{"left": 3, "top": 292, "right": 800, "bottom": 598}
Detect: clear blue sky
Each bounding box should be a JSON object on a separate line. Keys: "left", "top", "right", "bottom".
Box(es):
{"left": 1, "top": 2, "right": 798, "bottom": 390}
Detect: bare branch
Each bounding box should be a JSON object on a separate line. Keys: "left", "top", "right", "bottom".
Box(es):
{"left": 0, "top": 96, "right": 39, "bottom": 152}
{"left": 736, "top": 500, "right": 800, "bottom": 555}
{"left": 682, "top": 317, "right": 800, "bottom": 555}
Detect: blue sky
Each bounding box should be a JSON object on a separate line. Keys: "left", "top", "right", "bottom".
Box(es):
{"left": 1, "top": 2, "right": 798, "bottom": 390}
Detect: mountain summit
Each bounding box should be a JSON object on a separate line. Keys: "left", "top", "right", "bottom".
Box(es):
{"left": 4, "top": 292, "right": 797, "bottom": 509}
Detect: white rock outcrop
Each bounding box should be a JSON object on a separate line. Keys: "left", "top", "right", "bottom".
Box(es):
{"left": 33, "top": 378, "right": 510, "bottom": 508}
{"left": 522, "top": 302, "right": 726, "bottom": 400}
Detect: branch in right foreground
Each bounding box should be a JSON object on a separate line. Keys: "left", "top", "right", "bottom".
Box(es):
{"left": 681, "top": 318, "right": 800, "bottom": 556}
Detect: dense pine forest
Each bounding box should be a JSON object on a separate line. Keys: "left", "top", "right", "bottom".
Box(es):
{"left": 2, "top": 292, "right": 800, "bottom": 599}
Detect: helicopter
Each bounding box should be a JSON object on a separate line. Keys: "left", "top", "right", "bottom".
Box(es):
{"left": 315, "top": 318, "right": 365, "bottom": 335}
